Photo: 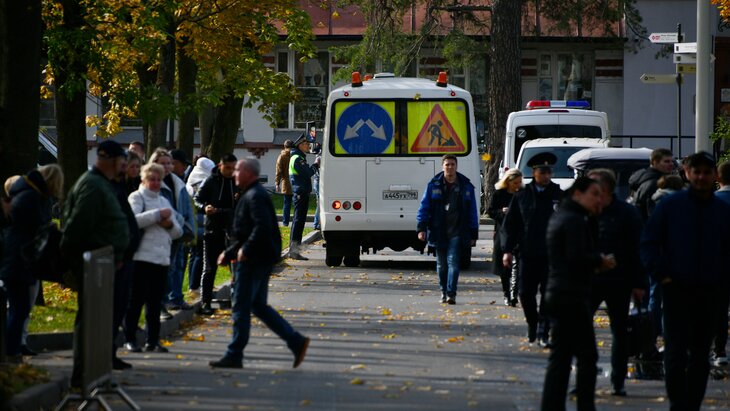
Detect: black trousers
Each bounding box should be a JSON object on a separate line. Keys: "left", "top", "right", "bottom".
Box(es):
{"left": 541, "top": 299, "right": 597, "bottom": 411}
{"left": 492, "top": 234, "right": 510, "bottom": 298}
{"left": 713, "top": 283, "right": 730, "bottom": 356}
{"left": 590, "top": 282, "right": 631, "bottom": 389}
{"left": 112, "top": 260, "right": 133, "bottom": 355}
{"left": 125, "top": 261, "right": 167, "bottom": 346}
{"left": 663, "top": 282, "right": 718, "bottom": 411}
{"left": 290, "top": 192, "right": 309, "bottom": 246}
{"left": 201, "top": 231, "right": 227, "bottom": 305}
{"left": 519, "top": 256, "right": 550, "bottom": 338}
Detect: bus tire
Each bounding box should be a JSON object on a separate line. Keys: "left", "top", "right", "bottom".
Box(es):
{"left": 460, "top": 247, "right": 472, "bottom": 270}
{"left": 325, "top": 253, "right": 343, "bottom": 267}
{"left": 343, "top": 255, "right": 361, "bottom": 267}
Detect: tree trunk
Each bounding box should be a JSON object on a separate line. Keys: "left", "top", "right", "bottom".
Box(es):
{"left": 485, "top": 0, "right": 522, "bottom": 206}
{"left": 150, "top": 18, "right": 176, "bottom": 150}
{"left": 177, "top": 40, "right": 197, "bottom": 159}
{"left": 54, "top": 0, "right": 89, "bottom": 195}
{"left": 198, "top": 103, "right": 215, "bottom": 155}
{"left": 0, "top": 0, "right": 42, "bottom": 180}
{"left": 136, "top": 64, "right": 156, "bottom": 158}
{"left": 207, "top": 92, "right": 243, "bottom": 162}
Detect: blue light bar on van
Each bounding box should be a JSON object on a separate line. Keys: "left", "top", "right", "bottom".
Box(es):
{"left": 525, "top": 100, "right": 590, "bottom": 109}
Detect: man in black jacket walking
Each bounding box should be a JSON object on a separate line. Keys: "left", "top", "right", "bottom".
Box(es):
{"left": 501, "top": 153, "right": 563, "bottom": 347}
{"left": 587, "top": 169, "right": 646, "bottom": 396}
{"left": 194, "top": 153, "right": 239, "bottom": 315}
{"left": 209, "top": 158, "right": 310, "bottom": 369}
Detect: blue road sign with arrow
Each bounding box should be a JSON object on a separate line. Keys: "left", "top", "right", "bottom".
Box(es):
{"left": 336, "top": 102, "right": 394, "bottom": 154}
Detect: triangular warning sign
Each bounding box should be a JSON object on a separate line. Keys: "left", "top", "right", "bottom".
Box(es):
{"left": 410, "top": 104, "right": 465, "bottom": 153}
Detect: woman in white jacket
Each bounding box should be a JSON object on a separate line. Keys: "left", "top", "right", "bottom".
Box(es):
{"left": 124, "top": 163, "right": 182, "bottom": 353}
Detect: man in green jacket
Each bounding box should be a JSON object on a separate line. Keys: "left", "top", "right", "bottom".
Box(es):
{"left": 61, "top": 140, "right": 130, "bottom": 387}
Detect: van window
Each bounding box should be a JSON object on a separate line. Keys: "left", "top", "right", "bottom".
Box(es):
{"left": 514, "top": 124, "right": 602, "bottom": 162}
{"left": 330, "top": 99, "right": 471, "bottom": 156}
{"left": 518, "top": 146, "right": 593, "bottom": 179}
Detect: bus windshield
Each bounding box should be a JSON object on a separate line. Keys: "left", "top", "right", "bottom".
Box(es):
{"left": 330, "top": 99, "right": 471, "bottom": 156}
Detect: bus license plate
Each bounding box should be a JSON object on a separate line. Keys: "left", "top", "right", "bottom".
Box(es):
{"left": 382, "top": 190, "right": 418, "bottom": 200}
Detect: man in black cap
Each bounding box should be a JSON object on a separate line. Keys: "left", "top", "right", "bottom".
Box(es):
{"left": 642, "top": 152, "right": 730, "bottom": 410}
{"left": 61, "top": 139, "right": 131, "bottom": 383}
{"left": 287, "top": 133, "right": 319, "bottom": 260}
{"left": 170, "top": 149, "right": 192, "bottom": 182}
{"left": 501, "top": 152, "right": 563, "bottom": 347}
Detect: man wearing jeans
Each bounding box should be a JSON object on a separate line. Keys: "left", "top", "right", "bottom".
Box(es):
{"left": 417, "top": 155, "right": 479, "bottom": 305}
{"left": 642, "top": 152, "right": 730, "bottom": 411}
{"left": 209, "top": 158, "right": 309, "bottom": 369}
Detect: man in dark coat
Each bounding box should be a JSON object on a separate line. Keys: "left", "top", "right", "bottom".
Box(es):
{"left": 287, "top": 134, "right": 319, "bottom": 260}
{"left": 209, "top": 158, "right": 310, "bottom": 369}
{"left": 194, "top": 153, "right": 239, "bottom": 315}
{"left": 417, "top": 154, "right": 479, "bottom": 305}
{"left": 587, "top": 168, "right": 646, "bottom": 396}
{"left": 628, "top": 148, "right": 674, "bottom": 222}
{"left": 641, "top": 152, "right": 730, "bottom": 411}
{"left": 501, "top": 152, "right": 563, "bottom": 347}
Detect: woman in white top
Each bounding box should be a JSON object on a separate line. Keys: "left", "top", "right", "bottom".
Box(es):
{"left": 124, "top": 163, "right": 182, "bottom": 353}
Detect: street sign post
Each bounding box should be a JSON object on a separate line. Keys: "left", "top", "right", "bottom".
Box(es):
{"left": 650, "top": 32, "right": 681, "bottom": 43}
{"left": 640, "top": 73, "right": 678, "bottom": 84}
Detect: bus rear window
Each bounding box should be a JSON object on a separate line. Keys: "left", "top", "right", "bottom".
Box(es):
{"left": 331, "top": 99, "right": 471, "bottom": 156}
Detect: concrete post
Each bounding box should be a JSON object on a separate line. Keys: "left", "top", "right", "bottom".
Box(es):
{"left": 696, "top": 0, "right": 713, "bottom": 153}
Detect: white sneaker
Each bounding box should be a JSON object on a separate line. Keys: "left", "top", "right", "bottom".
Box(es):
{"left": 714, "top": 354, "right": 728, "bottom": 366}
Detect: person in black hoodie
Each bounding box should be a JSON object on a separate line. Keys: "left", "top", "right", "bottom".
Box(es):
{"left": 501, "top": 153, "right": 563, "bottom": 346}
{"left": 586, "top": 168, "right": 646, "bottom": 396}
{"left": 0, "top": 170, "right": 55, "bottom": 360}
{"left": 541, "top": 177, "right": 615, "bottom": 411}
{"left": 209, "top": 158, "right": 309, "bottom": 369}
{"left": 627, "top": 148, "right": 674, "bottom": 222}
{"left": 194, "top": 153, "right": 239, "bottom": 315}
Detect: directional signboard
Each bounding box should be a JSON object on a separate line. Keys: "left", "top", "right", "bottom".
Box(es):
{"left": 674, "top": 42, "right": 697, "bottom": 54}
{"left": 673, "top": 54, "right": 697, "bottom": 64}
{"left": 640, "top": 73, "right": 678, "bottom": 84}
{"left": 676, "top": 64, "right": 697, "bottom": 74}
{"left": 650, "top": 32, "right": 681, "bottom": 44}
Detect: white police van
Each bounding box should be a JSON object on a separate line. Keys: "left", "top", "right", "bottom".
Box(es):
{"left": 318, "top": 72, "right": 481, "bottom": 267}
{"left": 501, "top": 100, "right": 610, "bottom": 178}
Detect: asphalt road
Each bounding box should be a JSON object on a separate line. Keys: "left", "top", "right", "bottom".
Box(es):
{"left": 37, "top": 225, "right": 729, "bottom": 410}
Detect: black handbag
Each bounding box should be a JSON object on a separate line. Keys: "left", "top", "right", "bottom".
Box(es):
{"left": 21, "top": 222, "right": 68, "bottom": 283}
{"left": 626, "top": 306, "right": 655, "bottom": 357}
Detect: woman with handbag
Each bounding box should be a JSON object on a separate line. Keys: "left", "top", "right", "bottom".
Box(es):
{"left": 124, "top": 163, "right": 182, "bottom": 353}
{"left": 0, "top": 165, "right": 64, "bottom": 360}
{"left": 487, "top": 169, "right": 522, "bottom": 306}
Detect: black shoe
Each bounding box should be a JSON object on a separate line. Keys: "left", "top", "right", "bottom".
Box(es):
{"left": 440, "top": 293, "right": 447, "bottom": 303}
{"left": 144, "top": 344, "right": 169, "bottom": 353}
{"left": 509, "top": 298, "right": 519, "bottom": 307}
{"left": 112, "top": 357, "right": 133, "bottom": 370}
{"left": 293, "top": 337, "right": 310, "bottom": 368}
{"left": 168, "top": 301, "right": 194, "bottom": 311}
{"left": 527, "top": 324, "right": 537, "bottom": 343}
{"left": 20, "top": 345, "right": 38, "bottom": 356}
{"left": 124, "top": 342, "right": 142, "bottom": 353}
{"left": 200, "top": 303, "right": 215, "bottom": 316}
{"left": 288, "top": 252, "right": 309, "bottom": 261}
{"left": 209, "top": 356, "right": 242, "bottom": 369}
{"left": 611, "top": 386, "right": 627, "bottom": 396}
{"left": 160, "top": 307, "right": 173, "bottom": 320}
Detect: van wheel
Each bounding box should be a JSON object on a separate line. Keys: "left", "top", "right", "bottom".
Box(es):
{"left": 460, "top": 248, "right": 472, "bottom": 270}
{"left": 325, "top": 253, "right": 343, "bottom": 267}
{"left": 343, "top": 255, "right": 361, "bottom": 267}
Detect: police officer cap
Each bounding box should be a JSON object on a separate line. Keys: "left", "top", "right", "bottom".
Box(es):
{"left": 526, "top": 152, "right": 558, "bottom": 169}
{"left": 294, "top": 133, "right": 309, "bottom": 147}
{"left": 97, "top": 140, "right": 127, "bottom": 159}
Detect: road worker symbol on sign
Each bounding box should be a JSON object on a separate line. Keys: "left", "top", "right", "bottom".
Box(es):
{"left": 335, "top": 102, "right": 395, "bottom": 155}
{"left": 408, "top": 101, "right": 467, "bottom": 154}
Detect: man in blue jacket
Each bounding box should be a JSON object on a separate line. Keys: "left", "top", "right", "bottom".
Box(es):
{"left": 641, "top": 152, "right": 730, "bottom": 411}
{"left": 417, "top": 155, "right": 479, "bottom": 305}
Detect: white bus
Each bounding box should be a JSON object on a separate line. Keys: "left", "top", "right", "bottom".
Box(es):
{"left": 318, "top": 72, "right": 481, "bottom": 267}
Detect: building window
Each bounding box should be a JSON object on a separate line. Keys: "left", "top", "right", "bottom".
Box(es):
{"left": 294, "top": 51, "right": 329, "bottom": 129}
{"left": 537, "top": 52, "right": 594, "bottom": 106}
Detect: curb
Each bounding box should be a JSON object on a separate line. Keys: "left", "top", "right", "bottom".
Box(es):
{"left": 7, "top": 371, "right": 67, "bottom": 411}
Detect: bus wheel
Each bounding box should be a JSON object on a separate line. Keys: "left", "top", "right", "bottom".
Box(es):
{"left": 343, "top": 255, "right": 361, "bottom": 267}
{"left": 325, "top": 253, "right": 343, "bottom": 267}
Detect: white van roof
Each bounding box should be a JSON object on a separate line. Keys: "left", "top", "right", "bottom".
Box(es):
{"left": 520, "top": 138, "right": 610, "bottom": 149}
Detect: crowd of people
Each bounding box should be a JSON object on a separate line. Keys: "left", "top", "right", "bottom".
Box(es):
{"left": 483, "top": 148, "right": 730, "bottom": 411}
{"left": 0, "top": 138, "right": 312, "bottom": 380}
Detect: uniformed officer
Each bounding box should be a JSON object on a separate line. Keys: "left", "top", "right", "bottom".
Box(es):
{"left": 501, "top": 152, "right": 563, "bottom": 347}
{"left": 288, "top": 134, "right": 319, "bottom": 260}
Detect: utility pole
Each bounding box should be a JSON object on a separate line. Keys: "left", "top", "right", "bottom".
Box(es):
{"left": 696, "top": 0, "right": 712, "bottom": 153}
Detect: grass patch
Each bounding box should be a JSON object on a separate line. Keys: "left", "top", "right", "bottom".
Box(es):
{"left": 270, "top": 192, "right": 317, "bottom": 215}
{"left": 28, "top": 226, "right": 313, "bottom": 334}
{"left": 0, "top": 364, "right": 50, "bottom": 403}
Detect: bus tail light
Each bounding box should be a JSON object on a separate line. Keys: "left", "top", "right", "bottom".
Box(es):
{"left": 353, "top": 201, "right": 362, "bottom": 210}
{"left": 332, "top": 200, "right": 342, "bottom": 210}
{"left": 342, "top": 201, "right": 351, "bottom": 210}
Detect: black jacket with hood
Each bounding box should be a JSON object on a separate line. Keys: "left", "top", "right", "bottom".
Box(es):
{"left": 194, "top": 167, "right": 239, "bottom": 234}
{"left": 628, "top": 167, "right": 664, "bottom": 221}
